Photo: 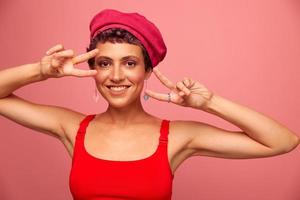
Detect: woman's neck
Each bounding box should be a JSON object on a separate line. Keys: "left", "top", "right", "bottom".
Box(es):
{"left": 102, "top": 98, "right": 152, "bottom": 127}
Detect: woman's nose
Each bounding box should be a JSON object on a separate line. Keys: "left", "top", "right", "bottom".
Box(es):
{"left": 109, "top": 65, "right": 124, "bottom": 82}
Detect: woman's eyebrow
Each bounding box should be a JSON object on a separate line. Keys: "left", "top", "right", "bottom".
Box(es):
{"left": 96, "top": 55, "right": 139, "bottom": 61}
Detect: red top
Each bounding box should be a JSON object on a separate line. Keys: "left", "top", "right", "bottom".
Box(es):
{"left": 69, "top": 114, "right": 174, "bottom": 200}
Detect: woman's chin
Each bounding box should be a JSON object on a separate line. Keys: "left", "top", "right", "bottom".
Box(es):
{"left": 107, "top": 100, "right": 133, "bottom": 109}
{"left": 107, "top": 94, "right": 144, "bottom": 109}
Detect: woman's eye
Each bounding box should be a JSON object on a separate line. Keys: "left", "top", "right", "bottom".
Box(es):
{"left": 98, "top": 61, "right": 110, "bottom": 67}
{"left": 127, "top": 61, "right": 136, "bottom": 67}
{"left": 97, "top": 60, "right": 136, "bottom": 68}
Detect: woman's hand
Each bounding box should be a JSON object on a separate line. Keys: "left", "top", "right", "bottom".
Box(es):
{"left": 39, "top": 44, "right": 99, "bottom": 79}
{"left": 144, "top": 68, "right": 214, "bottom": 110}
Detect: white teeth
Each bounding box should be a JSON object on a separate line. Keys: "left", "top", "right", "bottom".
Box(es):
{"left": 109, "top": 86, "right": 128, "bottom": 91}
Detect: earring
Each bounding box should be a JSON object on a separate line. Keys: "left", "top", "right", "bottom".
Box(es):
{"left": 93, "top": 86, "right": 100, "bottom": 103}
{"left": 143, "top": 80, "right": 149, "bottom": 101}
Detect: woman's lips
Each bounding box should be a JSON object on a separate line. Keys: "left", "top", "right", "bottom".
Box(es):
{"left": 106, "top": 85, "right": 131, "bottom": 95}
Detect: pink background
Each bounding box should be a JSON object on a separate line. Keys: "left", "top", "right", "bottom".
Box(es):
{"left": 1, "top": 0, "right": 300, "bottom": 199}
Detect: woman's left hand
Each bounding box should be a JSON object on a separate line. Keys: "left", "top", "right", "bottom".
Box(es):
{"left": 144, "top": 68, "right": 215, "bottom": 110}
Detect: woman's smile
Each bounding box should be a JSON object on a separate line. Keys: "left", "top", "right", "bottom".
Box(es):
{"left": 106, "top": 85, "right": 132, "bottom": 95}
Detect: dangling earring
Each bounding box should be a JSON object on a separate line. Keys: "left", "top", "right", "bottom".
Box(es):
{"left": 143, "top": 80, "right": 149, "bottom": 101}
{"left": 93, "top": 86, "right": 100, "bottom": 103}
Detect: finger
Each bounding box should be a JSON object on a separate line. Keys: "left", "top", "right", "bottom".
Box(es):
{"left": 190, "top": 79, "right": 197, "bottom": 87}
{"left": 189, "top": 78, "right": 196, "bottom": 87}
{"left": 51, "top": 49, "right": 76, "bottom": 69}
{"left": 145, "top": 89, "right": 170, "bottom": 102}
{"left": 46, "top": 44, "right": 64, "bottom": 55}
{"left": 69, "top": 68, "right": 98, "bottom": 77}
{"left": 176, "top": 81, "right": 191, "bottom": 95}
{"left": 183, "top": 77, "right": 190, "bottom": 88}
{"left": 72, "top": 49, "right": 99, "bottom": 65}
{"left": 53, "top": 49, "right": 75, "bottom": 59}
{"left": 152, "top": 68, "right": 174, "bottom": 89}
{"left": 179, "top": 91, "right": 185, "bottom": 96}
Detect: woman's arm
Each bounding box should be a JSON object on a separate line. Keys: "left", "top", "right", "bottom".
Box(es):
{"left": 0, "top": 62, "right": 72, "bottom": 140}
{"left": 202, "top": 94, "right": 299, "bottom": 152}
{"left": 145, "top": 68, "right": 299, "bottom": 158}
{"left": 0, "top": 44, "right": 98, "bottom": 140}
{"left": 181, "top": 94, "right": 299, "bottom": 159}
{"left": 0, "top": 62, "right": 46, "bottom": 98}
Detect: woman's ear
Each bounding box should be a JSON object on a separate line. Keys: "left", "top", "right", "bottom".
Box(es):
{"left": 145, "top": 68, "right": 152, "bottom": 80}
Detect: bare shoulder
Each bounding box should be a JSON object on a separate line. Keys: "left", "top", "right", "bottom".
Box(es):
{"left": 169, "top": 120, "right": 202, "bottom": 162}
{"left": 59, "top": 109, "right": 87, "bottom": 145}
{"left": 168, "top": 119, "right": 218, "bottom": 155}
{"left": 169, "top": 119, "right": 209, "bottom": 145}
{"left": 167, "top": 119, "right": 210, "bottom": 172}
{"left": 0, "top": 93, "right": 87, "bottom": 141}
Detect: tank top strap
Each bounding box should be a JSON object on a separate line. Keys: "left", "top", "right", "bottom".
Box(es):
{"left": 159, "top": 119, "right": 170, "bottom": 145}
{"left": 76, "top": 114, "right": 96, "bottom": 139}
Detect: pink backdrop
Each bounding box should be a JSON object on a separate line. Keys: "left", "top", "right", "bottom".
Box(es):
{"left": 1, "top": 0, "right": 300, "bottom": 199}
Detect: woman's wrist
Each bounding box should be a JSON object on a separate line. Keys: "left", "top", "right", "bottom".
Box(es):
{"left": 201, "top": 94, "right": 220, "bottom": 114}
{"left": 33, "top": 61, "right": 48, "bottom": 81}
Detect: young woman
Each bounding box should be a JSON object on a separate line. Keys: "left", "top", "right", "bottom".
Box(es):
{"left": 0, "top": 9, "right": 299, "bottom": 200}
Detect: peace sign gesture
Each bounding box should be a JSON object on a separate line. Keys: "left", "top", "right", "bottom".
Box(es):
{"left": 39, "top": 44, "right": 99, "bottom": 79}
{"left": 144, "top": 68, "right": 215, "bottom": 110}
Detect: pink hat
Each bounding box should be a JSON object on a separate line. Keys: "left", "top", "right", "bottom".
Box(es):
{"left": 89, "top": 9, "right": 167, "bottom": 68}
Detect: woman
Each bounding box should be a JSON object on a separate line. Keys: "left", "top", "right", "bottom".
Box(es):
{"left": 0, "top": 9, "right": 299, "bottom": 200}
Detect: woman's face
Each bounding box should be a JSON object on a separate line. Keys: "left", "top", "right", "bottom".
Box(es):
{"left": 93, "top": 42, "right": 151, "bottom": 108}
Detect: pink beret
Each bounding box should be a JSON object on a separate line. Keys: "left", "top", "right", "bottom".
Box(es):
{"left": 89, "top": 9, "right": 167, "bottom": 68}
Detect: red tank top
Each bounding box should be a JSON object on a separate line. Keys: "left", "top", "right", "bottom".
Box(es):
{"left": 69, "top": 114, "right": 174, "bottom": 200}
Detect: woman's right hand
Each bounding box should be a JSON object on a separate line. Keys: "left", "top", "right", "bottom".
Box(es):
{"left": 39, "top": 44, "right": 99, "bottom": 79}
